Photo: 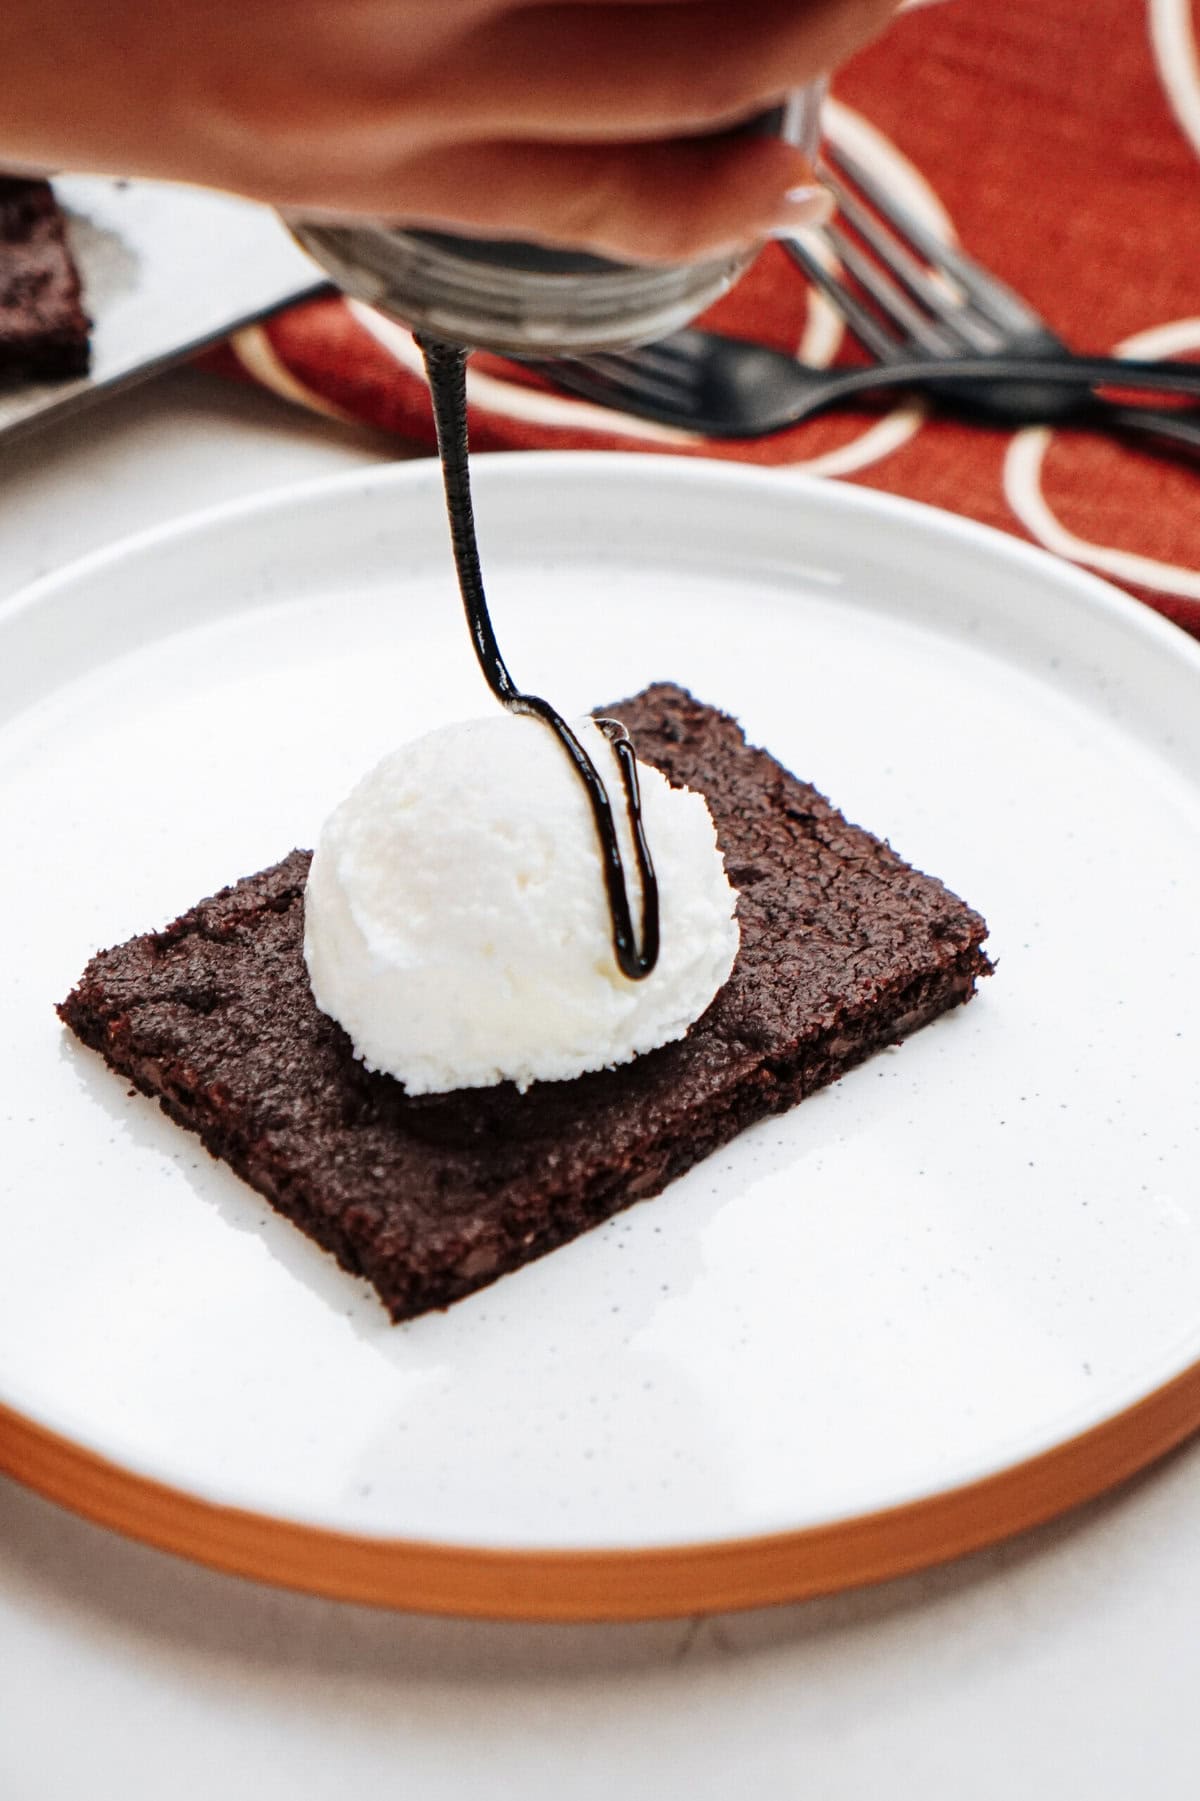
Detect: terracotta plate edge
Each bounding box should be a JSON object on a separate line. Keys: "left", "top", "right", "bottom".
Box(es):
{"left": 3, "top": 1357, "right": 1199, "bottom": 1621}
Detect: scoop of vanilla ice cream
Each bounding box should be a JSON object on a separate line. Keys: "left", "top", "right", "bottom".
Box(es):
{"left": 303, "top": 712, "right": 739, "bottom": 1094}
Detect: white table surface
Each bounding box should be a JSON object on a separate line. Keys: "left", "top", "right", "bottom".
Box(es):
{"left": 2, "top": 370, "right": 1198, "bottom": 1801}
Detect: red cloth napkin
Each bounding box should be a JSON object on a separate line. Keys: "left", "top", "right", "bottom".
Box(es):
{"left": 202, "top": 0, "right": 1200, "bottom": 633}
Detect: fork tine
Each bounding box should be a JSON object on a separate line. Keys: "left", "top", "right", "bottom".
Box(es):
{"left": 780, "top": 232, "right": 900, "bottom": 360}
{"left": 822, "top": 144, "right": 951, "bottom": 266}
{"left": 568, "top": 352, "right": 689, "bottom": 409}
{"left": 824, "top": 143, "right": 1043, "bottom": 337}
{"left": 524, "top": 351, "right": 702, "bottom": 422}
{"left": 824, "top": 222, "right": 960, "bottom": 356}
{"left": 603, "top": 336, "right": 703, "bottom": 374}
{"left": 820, "top": 169, "right": 999, "bottom": 354}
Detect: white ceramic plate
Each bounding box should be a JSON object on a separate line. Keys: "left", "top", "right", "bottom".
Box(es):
{"left": 3, "top": 456, "right": 1200, "bottom": 1617}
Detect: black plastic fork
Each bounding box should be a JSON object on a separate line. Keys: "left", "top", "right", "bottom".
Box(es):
{"left": 524, "top": 332, "right": 1200, "bottom": 446}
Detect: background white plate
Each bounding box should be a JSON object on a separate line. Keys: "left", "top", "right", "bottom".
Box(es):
{"left": 2, "top": 457, "right": 1200, "bottom": 1603}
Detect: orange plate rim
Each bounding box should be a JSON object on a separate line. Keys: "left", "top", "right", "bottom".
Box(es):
{"left": 4, "top": 1357, "right": 1199, "bottom": 1621}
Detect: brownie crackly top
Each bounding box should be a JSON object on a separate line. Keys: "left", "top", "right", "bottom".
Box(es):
{"left": 58, "top": 683, "right": 991, "bottom": 1320}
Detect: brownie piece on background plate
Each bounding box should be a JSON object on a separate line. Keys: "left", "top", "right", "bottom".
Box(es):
{"left": 0, "top": 176, "right": 90, "bottom": 378}
{"left": 58, "top": 683, "right": 991, "bottom": 1321}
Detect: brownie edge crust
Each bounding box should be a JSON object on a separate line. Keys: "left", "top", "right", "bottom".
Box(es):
{"left": 57, "top": 684, "right": 991, "bottom": 1321}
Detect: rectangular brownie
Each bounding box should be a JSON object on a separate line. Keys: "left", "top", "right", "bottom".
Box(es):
{"left": 57, "top": 684, "right": 991, "bottom": 1321}
{"left": 0, "top": 176, "right": 91, "bottom": 379}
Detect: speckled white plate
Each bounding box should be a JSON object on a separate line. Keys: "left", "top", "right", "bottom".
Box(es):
{"left": 2, "top": 456, "right": 1200, "bottom": 1619}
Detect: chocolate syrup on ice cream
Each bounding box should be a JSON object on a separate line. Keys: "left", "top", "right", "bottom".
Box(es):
{"left": 418, "top": 335, "right": 659, "bottom": 981}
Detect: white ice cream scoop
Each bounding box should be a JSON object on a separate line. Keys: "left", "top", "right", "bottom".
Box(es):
{"left": 303, "top": 711, "right": 739, "bottom": 1094}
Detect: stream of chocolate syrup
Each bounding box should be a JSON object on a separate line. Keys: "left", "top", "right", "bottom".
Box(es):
{"left": 417, "top": 335, "right": 660, "bottom": 981}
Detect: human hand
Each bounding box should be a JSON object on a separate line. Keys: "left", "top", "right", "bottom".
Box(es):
{"left": 0, "top": 0, "right": 898, "bottom": 261}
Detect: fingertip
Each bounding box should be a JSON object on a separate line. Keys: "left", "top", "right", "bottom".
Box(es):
{"left": 766, "top": 183, "right": 836, "bottom": 236}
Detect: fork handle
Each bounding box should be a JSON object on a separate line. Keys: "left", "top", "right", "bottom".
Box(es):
{"left": 833, "top": 356, "right": 1200, "bottom": 401}
{"left": 1099, "top": 404, "right": 1200, "bottom": 453}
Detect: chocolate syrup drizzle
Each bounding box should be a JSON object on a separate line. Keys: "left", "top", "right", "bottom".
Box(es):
{"left": 418, "top": 334, "right": 660, "bottom": 981}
